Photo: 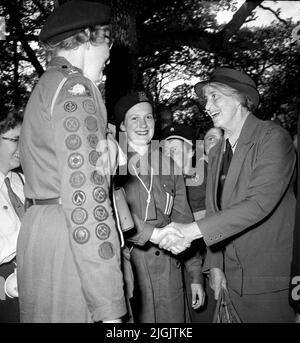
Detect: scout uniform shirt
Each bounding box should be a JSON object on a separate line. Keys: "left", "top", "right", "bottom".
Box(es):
{"left": 117, "top": 148, "right": 203, "bottom": 323}
{"left": 17, "top": 56, "right": 126, "bottom": 322}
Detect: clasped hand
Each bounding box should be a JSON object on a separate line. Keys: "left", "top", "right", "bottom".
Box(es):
{"left": 152, "top": 222, "right": 196, "bottom": 254}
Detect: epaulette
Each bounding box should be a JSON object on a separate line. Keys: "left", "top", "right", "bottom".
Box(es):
{"left": 58, "top": 64, "right": 82, "bottom": 79}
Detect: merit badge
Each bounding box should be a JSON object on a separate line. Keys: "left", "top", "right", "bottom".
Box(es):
{"left": 87, "top": 134, "right": 99, "bottom": 149}
{"left": 68, "top": 153, "right": 84, "bottom": 169}
{"left": 71, "top": 207, "right": 88, "bottom": 225}
{"left": 82, "top": 99, "right": 97, "bottom": 114}
{"left": 64, "top": 116, "right": 80, "bottom": 132}
{"left": 89, "top": 150, "right": 101, "bottom": 166}
{"left": 93, "top": 187, "right": 107, "bottom": 203}
{"left": 95, "top": 223, "right": 111, "bottom": 240}
{"left": 73, "top": 227, "right": 90, "bottom": 244}
{"left": 70, "top": 171, "right": 86, "bottom": 188}
{"left": 72, "top": 190, "right": 86, "bottom": 206}
{"left": 64, "top": 101, "right": 77, "bottom": 113}
{"left": 65, "top": 134, "right": 82, "bottom": 150}
{"left": 67, "top": 83, "right": 91, "bottom": 97}
{"left": 98, "top": 242, "right": 115, "bottom": 260}
{"left": 85, "top": 116, "right": 98, "bottom": 132}
{"left": 91, "top": 170, "right": 105, "bottom": 185}
{"left": 93, "top": 205, "right": 108, "bottom": 222}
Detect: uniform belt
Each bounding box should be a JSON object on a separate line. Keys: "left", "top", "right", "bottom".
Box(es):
{"left": 25, "top": 197, "right": 61, "bottom": 210}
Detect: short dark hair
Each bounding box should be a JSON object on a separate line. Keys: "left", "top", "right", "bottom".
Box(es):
{"left": 0, "top": 106, "right": 23, "bottom": 135}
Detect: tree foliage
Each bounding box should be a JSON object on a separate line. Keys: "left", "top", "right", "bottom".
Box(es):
{"left": 0, "top": 0, "right": 299, "bottom": 137}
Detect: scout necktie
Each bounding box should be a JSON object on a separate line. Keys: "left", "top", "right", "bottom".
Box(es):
{"left": 4, "top": 177, "right": 25, "bottom": 220}
{"left": 217, "top": 139, "right": 233, "bottom": 209}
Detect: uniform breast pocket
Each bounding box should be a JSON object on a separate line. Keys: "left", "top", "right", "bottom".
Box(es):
{"left": 163, "top": 190, "right": 174, "bottom": 216}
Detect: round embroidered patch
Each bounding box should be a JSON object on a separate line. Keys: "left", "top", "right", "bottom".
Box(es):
{"left": 95, "top": 223, "right": 111, "bottom": 240}
{"left": 85, "top": 116, "right": 98, "bottom": 132}
{"left": 82, "top": 99, "right": 97, "bottom": 114}
{"left": 64, "top": 101, "right": 77, "bottom": 113}
{"left": 65, "top": 134, "right": 82, "bottom": 150}
{"left": 71, "top": 207, "right": 88, "bottom": 225}
{"left": 70, "top": 171, "right": 86, "bottom": 188}
{"left": 93, "top": 187, "right": 107, "bottom": 203}
{"left": 63, "top": 116, "right": 80, "bottom": 132}
{"left": 98, "top": 242, "right": 115, "bottom": 260}
{"left": 91, "top": 170, "right": 105, "bottom": 185}
{"left": 72, "top": 190, "right": 86, "bottom": 206}
{"left": 68, "top": 153, "right": 84, "bottom": 169}
{"left": 73, "top": 227, "right": 90, "bottom": 244}
{"left": 89, "top": 150, "right": 100, "bottom": 166}
{"left": 87, "top": 134, "right": 99, "bottom": 149}
{"left": 93, "top": 205, "right": 108, "bottom": 222}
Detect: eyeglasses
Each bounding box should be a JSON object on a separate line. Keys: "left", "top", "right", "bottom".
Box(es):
{"left": 1, "top": 136, "right": 19, "bottom": 143}
{"left": 104, "top": 34, "right": 113, "bottom": 50}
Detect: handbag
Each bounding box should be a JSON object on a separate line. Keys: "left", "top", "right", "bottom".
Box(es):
{"left": 212, "top": 287, "right": 242, "bottom": 323}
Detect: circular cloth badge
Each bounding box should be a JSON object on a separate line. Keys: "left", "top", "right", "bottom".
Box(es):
{"left": 72, "top": 190, "right": 86, "bottom": 206}
{"left": 65, "top": 134, "right": 82, "bottom": 150}
{"left": 85, "top": 116, "right": 98, "bottom": 132}
{"left": 93, "top": 205, "right": 108, "bottom": 221}
{"left": 64, "top": 101, "right": 77, "bottom": 113}
{"left": 95, "top": 223, "right": 111, "bottom": 240}
{"left": 68, "top": 153, "right": 84, "bottom": 169}
{"left": 91, "top": 170, "right": 105, "bottom": 185}
{"left": 82, "top": 99, "right": 97, "bottom": 114}
{"left": 89, "top": 150, "right": 101, "bottom": 166}
{"left": 70, "top": 171, "right": 86, "bottom": 188}
{"left": 98, "top": 242, "right": 115, "bottom": 260}
{"left": 87, "top": 134, "right": 99, "bottom": 149}
{"left": 71, "top": 207, "right": 88, "bottom": 225}
{"left": 93, "top": 187, "right": 107, "bottom": 203}
{"left": 64, "top": 116, "right": 80, "bottom": 132}
{"left": 73, "top": 227, "right": 90, "bottom": 244}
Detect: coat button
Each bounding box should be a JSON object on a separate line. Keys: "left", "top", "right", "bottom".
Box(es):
{"left": 155, "top": 250, "right": 160, "bottom": 256}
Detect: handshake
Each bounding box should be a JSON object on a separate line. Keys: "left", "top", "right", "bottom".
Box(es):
{"left": 150, "top": 221, "right": 202, "bottom": 254}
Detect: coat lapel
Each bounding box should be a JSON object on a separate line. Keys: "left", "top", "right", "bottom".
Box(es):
{"left": 221, "top": 114, "right": 260, "bottom": 208}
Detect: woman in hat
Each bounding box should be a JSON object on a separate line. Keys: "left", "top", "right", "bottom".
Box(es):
{"left": 17, "top": 1, "right": 127, "bottom": 322}
{"left": 0, "top": 107, "right": 23, "bottom": 322}
{"left": 159, "top": 67, "right": 297, "bottom": 322}
{"left": 114, "top": 91, "right": 204, "bottom": 323}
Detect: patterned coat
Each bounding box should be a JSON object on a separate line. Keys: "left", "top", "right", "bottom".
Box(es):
{"left": 17, "top": 57, "right": 126, "bottom": 323}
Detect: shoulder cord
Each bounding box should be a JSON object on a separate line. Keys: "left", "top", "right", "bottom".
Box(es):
{"left": 131, "top": 164, "right": 153, "bottom": 221}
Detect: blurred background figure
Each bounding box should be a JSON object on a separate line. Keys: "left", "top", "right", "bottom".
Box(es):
{"left": 0, "top": 106, "right": 24, "bottom": 323}
{"left": 161, "top": 123, "right": 222, "bottom": 322}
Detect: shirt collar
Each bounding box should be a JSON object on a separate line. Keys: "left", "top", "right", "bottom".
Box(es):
{"left": 226, "top": 112, "right": 250, "bottom": 150}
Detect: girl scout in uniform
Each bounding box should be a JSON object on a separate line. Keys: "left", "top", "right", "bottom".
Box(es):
{"left": 114, "top": 91, "right": 204, "bottom": 323}
{"left": 17, "top": 1, "right": 127, "bottom": 323}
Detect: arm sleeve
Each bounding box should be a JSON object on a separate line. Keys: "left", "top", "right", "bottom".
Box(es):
{"left": 51, "top": 76, "right": 126, "bottom": 322}
{"left": 198, "top": 125, "right": 296, "bottom": 247}
{"left": 0, "top": 231, "right": 18, "bottom": 265}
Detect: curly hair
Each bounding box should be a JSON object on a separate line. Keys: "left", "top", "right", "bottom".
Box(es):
{"left": 43, "top": 25, "right": 111, "bottom": 60}
{"left": 0, "top": 106, "right": 23, "bottom": 135}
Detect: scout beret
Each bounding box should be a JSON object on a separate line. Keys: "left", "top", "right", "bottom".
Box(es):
{"left": 114, "top": 90, "right": 153, "bottom": 127}
{"left": 194, "top": 67, "right": 260, "bottom": 110}
{"left": 161, "top": 123, "right": 197, "bottom": 145}
{"left": 39, "top": 0, "right": 111, "bottom": 45}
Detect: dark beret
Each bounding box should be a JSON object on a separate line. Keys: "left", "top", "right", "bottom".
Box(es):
{"left": 39, "top": 0, "right": 111, "bottom": 45}
{"left": 114, "top": 91, "right": 153, "bottom": 127}
{"left": 161, "top": 124, "right": 197, "bottom": 145}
